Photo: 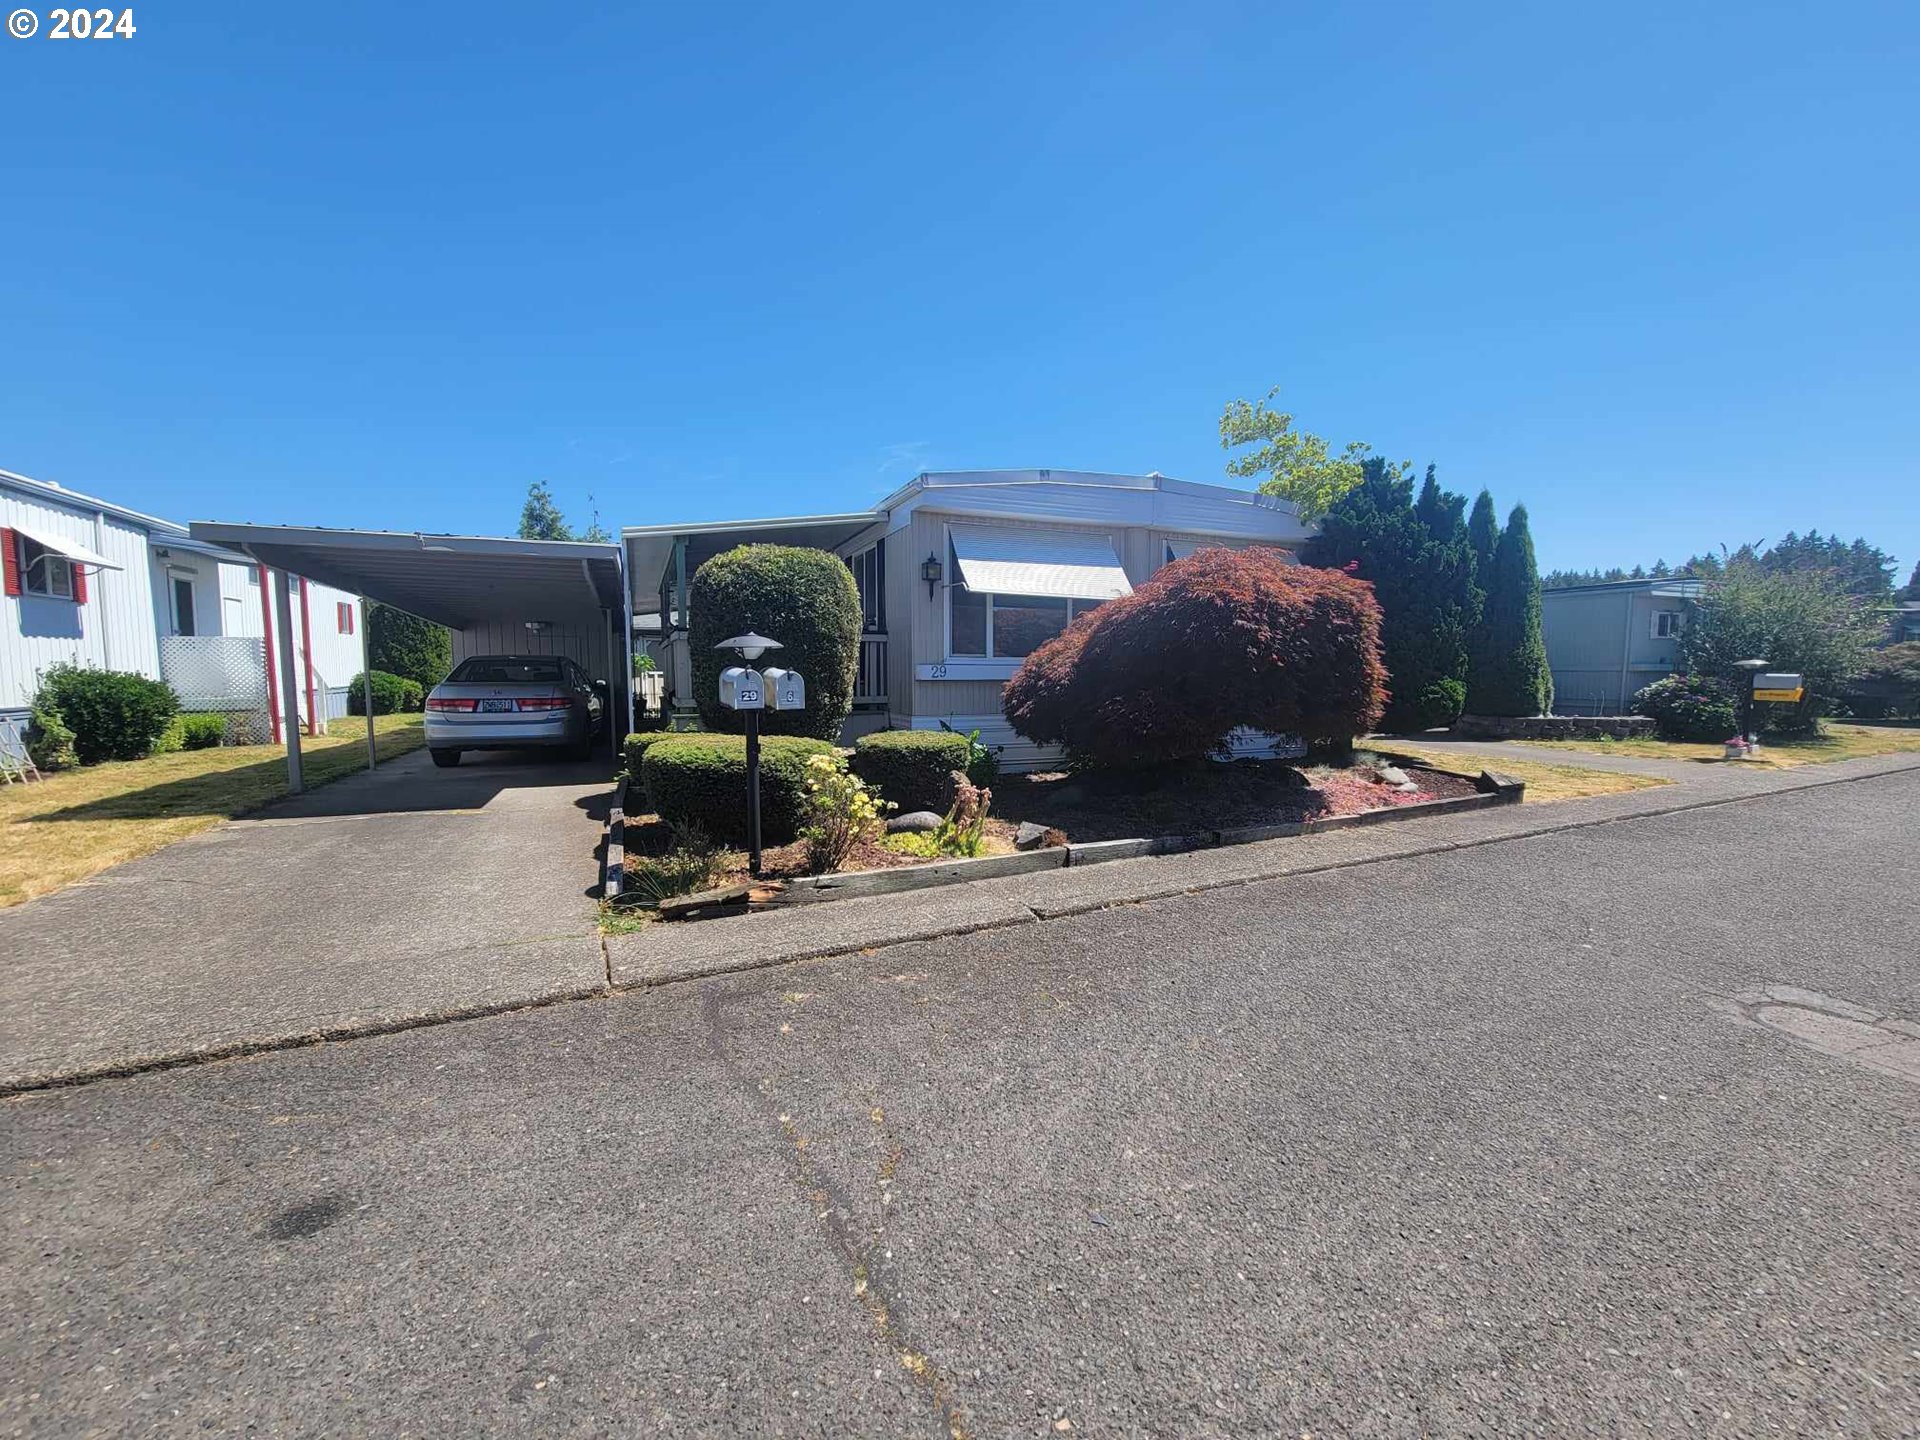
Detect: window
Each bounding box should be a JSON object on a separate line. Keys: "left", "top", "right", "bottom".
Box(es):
{"left": 19, "top": 535, "right": 76, "bottom": 599}
{"left": 846, "top": 545, "right": 885, "bottom": 632}
{"left": 171, "top": 575, "right": 196, "bottom": 635}
{"left": 337, "top": 601, "right": 354, "bottom": 635}
{"left": 948, "top": 545, "right": 1103, "bottom": 658}
{"left": 448, "top": 656, "right": 567, "bottom": 683}
{"left": 1653, "top": 610, "right": 1685, "bottom": 639}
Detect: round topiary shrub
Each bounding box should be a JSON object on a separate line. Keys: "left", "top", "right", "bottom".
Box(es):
{"left": 33, "top": 664, "right": 180, "bottom": 763}
{"left": 1632, "top": 674, "right": 1737, "bottom": 741}
{"left": 851, "top": 730, "right": 972, "bottom": 811}
{"left": 640, "top": 733, "right": 838, "bottom": 845}
{"left": 348, "top": 670, "right": 424, "bottom": 715}
{"left": 689, "top": 545, "right": 860, "bottom": 740}
{"left": 1002, "top": 548, "right": 1388, "bottom": 768}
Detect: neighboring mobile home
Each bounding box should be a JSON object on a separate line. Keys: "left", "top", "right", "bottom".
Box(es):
{"left": 1539, "top": 577, "right": 1703, "bottom": 715}
{"left": 626, "top": 470, "right": 1315, "bottom": 769}
{"left": 1, "top": 468, "right": 360, "bottom": 731}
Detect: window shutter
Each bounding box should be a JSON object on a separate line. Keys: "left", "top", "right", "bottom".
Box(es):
{"left": 73, "top": 561, "right": 89, "bottom": 604}
{"left": 1, "top": 530, "right": 17, "bottom": 597}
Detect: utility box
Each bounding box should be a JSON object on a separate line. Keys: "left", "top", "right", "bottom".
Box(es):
{"left": 761, "top": 667, "right": 806, "bottom": 711}
{"left": 718, "top": 667, "right": 764, "bottom": 710}
{"left": 1753, "top": 671, "right": 1805, "bottom": 702}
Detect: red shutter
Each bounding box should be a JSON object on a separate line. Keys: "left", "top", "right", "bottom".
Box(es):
{"left": 1, "top": 530, "right": 17, "bottom": 597}
{"left": 73, "top": 561, "right": 89, "bottom": 604}
{"left": 338, "top": 601, "right": 353, "bottom": 634}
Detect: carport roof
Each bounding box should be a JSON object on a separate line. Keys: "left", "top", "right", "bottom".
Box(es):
{"left": 188, "top": 522, "right": 626, "bottom": 628}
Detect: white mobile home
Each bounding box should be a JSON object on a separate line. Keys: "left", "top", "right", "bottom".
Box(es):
{"left": 626, "top": 470, "right": 1314, "bottom": 769}
{"left": 2, "top": 468, "right": 361, "bottom": 731}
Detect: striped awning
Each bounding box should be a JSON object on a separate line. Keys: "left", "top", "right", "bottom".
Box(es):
{"left": 949, "top": 525, "right": 1131, "bottom": 601}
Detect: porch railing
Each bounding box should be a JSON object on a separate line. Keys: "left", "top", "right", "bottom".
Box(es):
{"left": 854, "top": 633, "right": 888, "bottom": 707}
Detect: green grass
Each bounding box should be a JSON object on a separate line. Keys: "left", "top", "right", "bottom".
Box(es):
{"left": 1, "top": 714, "right": 425, "bottom": 907}
{"left": 1512, "top": 722, "right": 1920, "bottom": 768}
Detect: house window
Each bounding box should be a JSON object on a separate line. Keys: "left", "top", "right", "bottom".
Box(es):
{"left": 19, "top": 535, "right": 75, "bottom": 599}
{"left": 1652, "top": 610, "right": 1685, "bottom": 639}
{"left": 337, "top": 601, "right": 354, "bottom": 635}
{"left": 948, "top": 548, "right": 1103, "bottom": 658}
{"left": 171, "top": 575, "right": 197, "bottom": 635}
{"left": 846, "top": 546, "right": 885, "bottom": 632}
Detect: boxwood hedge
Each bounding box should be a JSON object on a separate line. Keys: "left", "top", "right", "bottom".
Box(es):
{"left": 640, "top": 733, "right": 837, "bottom": 845}
{"left": 689, "top": 545, "right": 860, "bottom": 740}
{"left": 851, "top": 730, "right": 972, "bottom": 811}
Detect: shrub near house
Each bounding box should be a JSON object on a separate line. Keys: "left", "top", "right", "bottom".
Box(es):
{"left": 640, "top": 733, "right": 837, "bottom": 845}
{"left": 1003, "top": 547, "right": 1388, "bottom": 767}
{"left": 688, "top": 545, "right": 860, "bottom": 741}
{"left": 32, "top": 664, "right": 179, "bottom": 764}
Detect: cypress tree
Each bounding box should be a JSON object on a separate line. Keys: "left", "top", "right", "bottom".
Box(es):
{"left": 368, "top": 603, "right": 453, "bottom": 692}
{"left": 1470, "top": 505, "right": 1554, "bottom": 716}
{"left": 1466, "top": 489, "right": 1498, "bottom": 576}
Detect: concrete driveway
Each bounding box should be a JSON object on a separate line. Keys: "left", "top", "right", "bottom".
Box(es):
{"left": 0, "top": 748, "right": 613, "bottom": 1090}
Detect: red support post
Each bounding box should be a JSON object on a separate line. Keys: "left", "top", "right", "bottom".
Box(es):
{"left": 298, "top": 575, "right": 319, "bottom": 736}
{"left": 258, "top": 563, "right": 281, "bottom": 745}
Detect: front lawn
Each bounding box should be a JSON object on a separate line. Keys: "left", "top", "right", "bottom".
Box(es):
{"left": 1509, "top": 722, "right": 1920, "bottom": 768}
{"left": 1, "top": 715, "right": 425, "bottom": 907}
{"left": 1377, "top": 744, "right": 1670, "bottom": 803}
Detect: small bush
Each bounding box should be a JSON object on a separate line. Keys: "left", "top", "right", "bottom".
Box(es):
{"left": 348, "top": 670, "right": 424, "bottom": 716}
{"left": 154, "top": 711, "right": 228, "bottom": 754}
{"left": 852, "top": 730, "right": 973, "bottom": 810}
{"left": 24, "top": 706, "right": 77, "bottom": 772}
{"left": 799, "top": 754, "right": 894, "bottom": 873}
{"left": 1632, "top": 675, "right": 1738, "bottom": 741}
{"left": 1839, "top": 642, "right": 1920, "bottom": 719}
{"left": 881, "top": 772, "right": 994, "bottom": 858}
{"left": 939, "top": 721, "right": 1000, "bottom": 790}
{"left": 688, "top": 544, "right": 861, "bottom": 739}
{"left": 640, "top": 733, "right": 837, "bottom": 845}
{"left": 33, "top": 664, "right": 179, "bottom": 763}
{"left": 1003, "top": 549, "right": 1387, "bottom": 767}
{"left": 626, "top": 821, "right": 726, "bottom": 905}
{"left": 1411, "top": 678, "right": 1467, "bottom": 731}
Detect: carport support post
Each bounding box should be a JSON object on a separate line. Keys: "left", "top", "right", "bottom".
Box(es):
{"left": 272, "top": 569, "right": 305, "bottom": 793}
{"left": 359, "top": 596, "right": 376, "bottom": 772}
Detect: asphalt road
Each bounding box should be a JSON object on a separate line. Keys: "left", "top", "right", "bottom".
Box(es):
{"left": 5, "top": 771, "right": 1917, "bottom": 1438}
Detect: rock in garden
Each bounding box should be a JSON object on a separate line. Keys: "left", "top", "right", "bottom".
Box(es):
{"left": 887, "top": 810, "right": 944, "bottom": 834}
{"left": 1374, "top": 764, "right": 1412, "bottom": 786}
{"left": 1015, "top": 821, "right": 1066, "bottom": 850}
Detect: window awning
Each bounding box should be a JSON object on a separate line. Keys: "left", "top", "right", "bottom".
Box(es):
{"left": 11, "top": 524, "right": 122, "bottom": 570}
{"left": 949, "top": 524, "right": 1131, "bottom": 601}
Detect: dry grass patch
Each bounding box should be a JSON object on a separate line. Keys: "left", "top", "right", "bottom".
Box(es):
{"left": 1378, "top": 744, "right": 1670, "bottom": 803}
{"left": 1511, "top": 723, "right": 1920, "bottom": 769}
{"left": 1, "top": 715, "right": 425, "bottom": 907}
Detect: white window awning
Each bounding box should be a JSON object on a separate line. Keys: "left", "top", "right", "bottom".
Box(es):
{"left": 950, "top": 524, "right": 1131, "bottom": 601}
{"left": 12, "top": 524, "right": 122, "bottom": 570}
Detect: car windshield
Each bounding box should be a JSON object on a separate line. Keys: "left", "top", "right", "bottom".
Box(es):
{"left": 448, "top": 657, "right": 566, "bottom": 684}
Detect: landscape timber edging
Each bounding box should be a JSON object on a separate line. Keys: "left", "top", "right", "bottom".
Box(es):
{"left": 759, "top": 769, "right": 1523, "bottom": 907}
{"left": 601, "top": 776, "right": 629, "bottom": 906}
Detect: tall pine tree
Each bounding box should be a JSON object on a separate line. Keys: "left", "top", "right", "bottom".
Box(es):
{"left": 1304, "top": 460, "right": 1481, "bottom": 730}
{"left": 1469, "top": 505, "right": 1553, "bottom": 716}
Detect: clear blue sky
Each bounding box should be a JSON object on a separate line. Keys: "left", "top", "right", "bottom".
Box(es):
{"left": 4, "top": 2, "right": 1915, "bottom": 577}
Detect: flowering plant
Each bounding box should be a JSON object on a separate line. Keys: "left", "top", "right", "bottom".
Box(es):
{"left": 799, "top": 754, "right": 894, "bottom": 873}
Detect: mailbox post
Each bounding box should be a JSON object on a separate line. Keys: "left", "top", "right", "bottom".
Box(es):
{"left": 716, "top": 632, "right": 786, "bottom": 876}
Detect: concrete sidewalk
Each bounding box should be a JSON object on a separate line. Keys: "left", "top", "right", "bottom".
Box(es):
{"left": 0, "top": 749, "right": 613, "bottom": 1090}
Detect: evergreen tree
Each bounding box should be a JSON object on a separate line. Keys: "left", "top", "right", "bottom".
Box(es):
{"left": 518, "top": 481, "right": 575, "bottom": 541}
{"left": 367, "top": 603, "right": 452, "bottom": 691}
{"left": 1303, "top": 459, "right": 1480, "bottom": 730}
{"left": 1467, "top": 490, "right": 1499, "bottom": 578}
{"left": 1902, "top": 560, "right": 1920, "bottom": 600}
{"left": 1469, "top": 505, "right": 1553, "bottom": 716}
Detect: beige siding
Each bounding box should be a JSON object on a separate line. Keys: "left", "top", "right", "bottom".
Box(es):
{"left": 882, "top": 528, "right": 912, "bottom": 707}
{"left": 452, "top": 614, "right": 616, "bottom": 684}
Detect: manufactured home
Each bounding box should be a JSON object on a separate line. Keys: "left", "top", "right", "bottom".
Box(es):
{"left": 626, "top": 470, "right": 1315, "bottom": 769}
{"left": 2, "top": 468, "right": 360, "bottom": 732}
{"left": 1540, "top": 577, "right": 1704, "bottom": 715}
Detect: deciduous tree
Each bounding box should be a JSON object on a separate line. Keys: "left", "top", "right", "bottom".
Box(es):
{"left": 1218, "top": 387, "right": 1370, "bottom": 521}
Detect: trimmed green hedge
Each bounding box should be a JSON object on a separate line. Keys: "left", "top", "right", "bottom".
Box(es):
{"left": 622, "top": 730, "right": 682, "bottom": 776}
{"left": 640, "top": 733, "right": 837, "bottom": 845}
{"left": 33, "top": 663, "right": 179, "bottom": 763}
{"left": 689, "top": 544, "right": 861, "bottom": 739}
{"left": 348, "top": 670, "right": 424, "bottom": 715}
{"left": 852, "top": 730, "right": 971, "bottom": 810}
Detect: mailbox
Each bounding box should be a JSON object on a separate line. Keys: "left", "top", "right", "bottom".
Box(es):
{"left": 718, "top": 666, "right": 764, "bottom": 710}
{"left": 760, "top": 667, "right": 806, "bottom": 711}
{"left": 1752, "top": 671, "right": 1805, "bottom": 703}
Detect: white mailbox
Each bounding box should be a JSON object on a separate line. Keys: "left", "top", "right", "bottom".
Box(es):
{"left": 761, "top": 667, "right": 806, "bottom": 711}
{"left": 718, "top": 666, "right": 764, "bottom": 710}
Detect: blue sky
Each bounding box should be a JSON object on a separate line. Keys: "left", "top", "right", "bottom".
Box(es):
{"left": 3, "top": 2, "right": 1915, "bottom": 576}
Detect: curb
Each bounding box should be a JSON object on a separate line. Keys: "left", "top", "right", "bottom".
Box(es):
{"left": 602, "top": 775, "right": 629, "bottom": 906}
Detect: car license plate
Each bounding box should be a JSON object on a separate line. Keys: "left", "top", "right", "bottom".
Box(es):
{"left": 479, "top": 698, "right": 514, "bottom": 713}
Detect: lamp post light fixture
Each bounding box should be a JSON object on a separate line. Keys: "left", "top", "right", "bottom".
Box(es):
{"left": 921, "top": 552, "right": 943, "bottom": 600}
{"left": 715, "top": 633, "right": 784, "bottom": 875}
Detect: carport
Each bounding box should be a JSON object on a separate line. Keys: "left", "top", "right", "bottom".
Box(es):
{"left": 190, "top": 523, "right": 631, "bottom": 791}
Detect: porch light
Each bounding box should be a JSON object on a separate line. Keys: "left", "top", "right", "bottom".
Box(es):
{"left": 717, "top": 632, "right": 781, "bottom": 663}
{"left": 921, "top": 551, "right": 943, "bottom": 599}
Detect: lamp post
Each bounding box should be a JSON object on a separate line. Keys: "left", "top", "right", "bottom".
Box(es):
{"left": 1733, "top": 658, "right": 1768, "bottom": 750}
{"left": 717, "top": 632, "right": 782, "bottom": 875}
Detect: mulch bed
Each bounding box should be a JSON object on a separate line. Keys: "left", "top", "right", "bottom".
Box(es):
{"left": 624, "top": 757, "right": 1476, "bottom": 892}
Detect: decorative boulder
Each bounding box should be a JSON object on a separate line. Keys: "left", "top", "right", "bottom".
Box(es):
{"left": 887, "top": 810, "right": 944, "bottom": 834}
{"left": 1014, "top": 821, "right": 1066, "bottom": 851}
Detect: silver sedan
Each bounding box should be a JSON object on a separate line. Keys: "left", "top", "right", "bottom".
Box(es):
{"left": 424, "top": 655, "right": 606, "bottom": 767}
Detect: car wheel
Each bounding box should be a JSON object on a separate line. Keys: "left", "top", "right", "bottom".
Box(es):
{"left": 430, "top": 747, "right": 461, "bottom": 768}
